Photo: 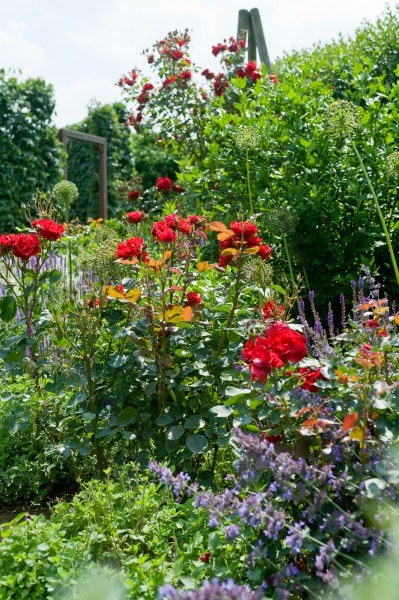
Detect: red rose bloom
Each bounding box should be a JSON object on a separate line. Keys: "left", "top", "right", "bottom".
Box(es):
{"left": 31, "top": 219, "right": 65, "bottom": 241}
{"left": 199, "top": 552, "right": 211, "bottom": 563}
{"left": 245, "top": 61, "right": 258, "bottom": 76}
{"left": 229, "top": 42, "right": 238, "bottom": 52}
{"left": 258, "top": 245, "right": 271, "bottom": 260}
{"left": 155, "top": 227, "right": 176, "bottom": 243}
{"left": 262, "top": 301, "right": 284, "bottom": 320}
{"left": 244, "top": 337, "right": 284, "bottom": 384}
{"left": 213, "top": 74, "right": 229, "bottom": 97}
{"left": 127, "top": 190, "right": 141, "bottom": 200}
{"left": 0, "top": 234, "right": 16, "bottom": 253}
{"left": 147, "top": 54, "right": 154, "bottom": 64}
{"left": 115, "top": 237, "right": 145, "bottom": 259}
{"left": 186, "top": 291, "right": 202, "bottom": 306}
{"left": 126, "top": 211, "right": 146, "bottom": 224}
{"left": 179, "top": 70, "right": 192, "bottom": 81}
{"left": 217, "top": 253, "right": 233, "bottom": 268}
{"left": 230, "top": 220, "right": 258, "bottom": 241}
{"left": 236, "top": 68, "right": 246, "bottom": 78}
{"left": 142, "top": 83, "right": 154, "bottom": 91}
{"left": 299, "top": 367, "right": 328, "bottom": 393}
{"left": 170, "top": 50, "right": 183, "bottom": 60}
{"left": 178, "top": 219, "right": 192, "bottom": 235}
{"left": 251, "top": 71, "right": 262, "bottom": 82}
{"left": 264, "top": 322, "right": 307, "bottom": 363}
{"left": 163, "top": 76, "right": 176, "bottom": 88}
{"left": 269, "top": 74, "right": 279, "bottom": 84}
{"left": 13, "top": 233, "right": 41, "bottom": 260}
{"left": 201, "top": 69, "right": 215, "bottom": 80}
{"left": 156, "top": 177, "right": 173, "bottom": 192}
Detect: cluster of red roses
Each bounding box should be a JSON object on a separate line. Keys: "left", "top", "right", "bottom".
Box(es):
{"left": 212, "top": 37, "right": 245, "bottom": 56}
{"left": 156, "top": 177, "right": 184, "bottom": 194}
{"left": 0, "top": 219, "right": 65, "bottom": 261}
{"left": 115, "top": 237, "right": 148, "bottom": 261}
{"left": 243, "top": 321, "right": 308, "bottom": 384}
{"left": 217, "top": 220, "right": 271, "bottom": 268}
{"left": 117, "top": 69, "right": 138, "bottom": 87}
{"left": 152, "top": 214, "right": 206, "bottom": 243}
{"left": 236, "top": 61, "right": 262, "bottom": 83}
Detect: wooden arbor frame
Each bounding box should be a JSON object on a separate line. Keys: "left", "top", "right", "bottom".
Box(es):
{"left": 59, "top": 128, "right": 108, "bottom": 220}
{"left": 237, "top": 8, "right": 271, "bottom": 70}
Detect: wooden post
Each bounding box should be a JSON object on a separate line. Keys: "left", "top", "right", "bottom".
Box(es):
{"left": 236, "top": 8, "right": 271, "bottom": 69}
{"left": 58, "top": 128, "right": 108, "bottom": 220}
{"left": 249, "top": 8, "right": 271, "bottom": 70}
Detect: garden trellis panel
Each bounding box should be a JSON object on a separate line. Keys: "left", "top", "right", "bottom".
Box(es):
{"left": 59, "top": 128, "right": 108, "bottom": 220}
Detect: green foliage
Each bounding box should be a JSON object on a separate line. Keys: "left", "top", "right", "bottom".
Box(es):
{"left": 0, "top": 70, "right": 62, "bottom": 230}
{"left": 66, "top": 102, "right": 135, "bottom": 221}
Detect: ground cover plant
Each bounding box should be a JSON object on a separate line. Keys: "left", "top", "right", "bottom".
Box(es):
{"left": 1, "top": 6, "right": 399, "bottom": 599}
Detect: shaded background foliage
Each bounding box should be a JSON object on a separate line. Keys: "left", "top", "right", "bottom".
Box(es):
{"left": 0, "top": 70, "right": 62, "bottom": 230}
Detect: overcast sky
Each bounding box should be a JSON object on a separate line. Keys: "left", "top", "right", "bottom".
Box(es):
{"left": 1, "top": 0, "right": 398, "bottom": 126}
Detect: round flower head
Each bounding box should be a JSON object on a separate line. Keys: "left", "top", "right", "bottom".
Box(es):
{"left": 324, "top": 100, "right": 361, "bottom": 140}
{"left": 234, "top": 126, "right": 261, "bottom": 150}
{"left": 385, "top": 151, "right": 399, "bottom": 181}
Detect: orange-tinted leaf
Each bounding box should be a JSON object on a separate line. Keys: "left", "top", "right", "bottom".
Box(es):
{"left": 102, "top": 286, "right": 124, "bottom": 299}
{"left": 197, "top": 261, "right": 214, "bottom": 271}
{"left": 209, "top": 221, "right": 228, "bottom": 232}
{"left": 243, "top": 246, "right": 260, "bottom": 255}
{"left": 182, "top": 306, "right": 194, "bottom": 322}
{"left": 169, "top": 268, "right": 183, "bottom": 274}
{"left": 164, "top": 305, "right": 183, "bottom": 322}
{"left": 124, "top": 288, "right": 141, "bottom": 303}
{"left": 343, "top": 412, "right": 358, "bottom": 431}
{"left": 169, "top": 285, "right": 183, "bottom": 291}
{"left": 394, "top": 314, "right": 399, "bottom": 325}
{"left": 117, "top": 257, "right": 139, "bottom": 265}
{"left": 296, "top": 407, "right": 313, "bottom": 420}
{"left": 217, "top": 231, "right": 234, "bottom": 241}
{"left": 221, "top": 248, "right": 238, "bottom": 256}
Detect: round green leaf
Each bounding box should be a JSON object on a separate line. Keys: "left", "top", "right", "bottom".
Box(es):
{"left": 186, "top": 434, "right": 209, "bottom": 454}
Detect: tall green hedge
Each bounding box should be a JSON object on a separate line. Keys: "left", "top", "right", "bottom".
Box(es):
{"left": 0, "top": 70, "right": 62, "bottom": 230}
{"left": 66, "top": 102, "right": 135, "bottom": 221}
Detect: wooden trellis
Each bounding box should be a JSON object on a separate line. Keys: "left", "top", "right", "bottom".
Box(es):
{"left": 59, "top": 128, "right": 108, "bottom": 220}
{"left": 237, "top": 8, "right": 271, "bottom": 70}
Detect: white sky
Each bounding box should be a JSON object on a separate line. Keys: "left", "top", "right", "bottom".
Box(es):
{"left": 1, "top": 0, "right": 398, "bottom": 126}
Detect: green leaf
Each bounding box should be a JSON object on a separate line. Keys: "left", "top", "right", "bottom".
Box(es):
{"left": 119, "top": 407, "right": 137, "bottom": 425}
{"left": 184, "top": 415, "right": 206, "bottom": 430}
{"left": 209, "top": 405, "right": 234, "bottom": 418}
{"left": 166, "top": 425, "right": 185, "bottom": 440}
{"left": 225, "top": 386, "right": 251, "bottom": 398}
{"left": 186, "top": 434, "right": 209, "bottom": 454}
{"left": 0, "top": 295, "right": 17, "bottom": 322}
{"left": 155, "top": 414, "right": 175, "bottom": 426}
{"left": 39, "top": 269, "right": 62, "bottom": 284}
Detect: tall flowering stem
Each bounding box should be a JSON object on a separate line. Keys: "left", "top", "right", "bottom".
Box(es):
{"left": 351, "top": 140, "right": 399, "bottom": 288}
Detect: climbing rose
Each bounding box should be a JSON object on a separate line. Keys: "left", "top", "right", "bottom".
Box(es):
{"left": 142, "top": 83, "right": 154, "bottom": 91}
{"left": 170, "top": 50, "right": 183, "bottom": 60}
{"left": 156, "top": 177, "right": 173, "bottom": 192}
{"left": 245, "top": 61, "right": 258, "bottom": 76}
{"left": 13, "top": 234, "right": 41, "bottom": 260}
{"left": 127, "top": 190, "right": 140, "bottom": 200}
{"left": 31, "top": 219, "right": 65, "bottom": 241}
{"left": 179, "top": 70, "right": 192, "bottom": 80}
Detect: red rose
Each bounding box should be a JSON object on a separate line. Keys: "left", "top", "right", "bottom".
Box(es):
{"left": 299, "top": 367, "right": 328, "bottom": 393}
{"left": 230, "top": 221, "right": 258, "bottom": 240}
{"left": 244, "top": 337, "right": 284, "bottom": 384}
{"left": 269, "top": 74, "right": 279, "bottom": 84}
{"left": 136, "top": 113, "right": 142, "bottom": 123}
{"left": 238, "top": 40, "right": 245, "bottom": 48}
{"left": 178, "top": 219, "right": 192, "bottom": 235}
{"left": 229, "top": 43, "right": 238, "bottom": 52}
{"left": 31, "top": 219, "right": 65, "bottom": 241}
{"left": 127, "top": 190, "right": 141, "bottom": 200}
{"left": 163, "top": 214, "right": 178, "bottom": 228}
{"left": 179, "top": 70, "right": 192, "bottom": 81}
{"left": 258, "top": 245, "right": 271, "bottom": 260}
{"left": 217, "top": 253, "right": 233, "bottom": 268}
{"left": 186, "top": 291, "right": 202, "bottom": 306}
{"left": 265, "top": 322, "right": 307, "bottom": 363}
{"left": 163, "top": 76, "right": 176, "bottom": 88}
{"left": 142, "top": 83, "right": 154, "bottom": 91}
{"left": 147, "top": 54, "right": 154, "bottom": 64}
{"left": 126, "top": 211, "right": 146, "bottom": 224}
{"left": 236, "top": 68, "right": 246, "bottom": 78}
{"left": 156, "top": 177, "right": 173, "bottom": 192}
{"left": 199, "top": 552, "right": 211, "bottom": 563}
{"left": 262, "top": 301, "right": 284, "bottom": 320}
{"left": 213, "top": 75, "right": 229, "bottom": 97}
{"left": 251, "top": 71, "right": 262, "bottom": 83}
{"left": 245, "top": 61, "right": 258, "bottom": 76}
{"left": 201, "top": 69, "right": 215, "bottom": 80}
{"left": 156, "top": 227, "right": 176, "bottom": 243}
{"left": 115, "top": 237, "right": 145, "bottom": 259}
{"left": 13, "top": 233, "right": 41, "bottom": 260}
{"left": 0, "top": 234, "right": 16, "bottom": 253}
{"left": 171, "top": 50, "right": 183, "bottom": 60}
